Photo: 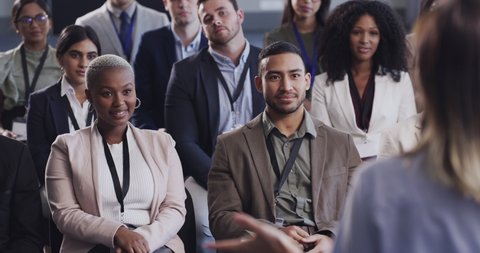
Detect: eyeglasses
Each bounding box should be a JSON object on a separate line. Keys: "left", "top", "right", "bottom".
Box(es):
{"left": 16, "top": 14, "right": 49, "bottom": 26}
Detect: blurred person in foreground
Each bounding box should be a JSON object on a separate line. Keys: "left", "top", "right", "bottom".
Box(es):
{"left": 334, "top": 0, "right": 480, "bottom": 252}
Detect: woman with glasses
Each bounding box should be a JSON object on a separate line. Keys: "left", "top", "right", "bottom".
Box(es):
{"left": 264, "top": 0, "right": 330, "bottom": 110}
{"left": 27, "top": 24, "right": 101, "bottom": 253}
{"left": 0, "top": 0, "right": 62, "bottom": 138}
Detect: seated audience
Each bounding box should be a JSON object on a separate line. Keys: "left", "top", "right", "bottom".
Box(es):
{"left": 0, "top": 135, "right": 43, "bottom": 252}
{"left": 75, "top": 0, "right": 169, "bottom": 64}
{"left": 208, "top": 41, "right": 361, "bottom": 253}
{"left": 334, "top": 0, "right": 480, "bottom": 252}
{"left": 46, "top": 55, "right": 186, "bottom": 253}
{"left": 310, "top": 0, "right": 416, "bottom": 159}
{"left": 0, "top": 0, "right": 62, "bottom": 138}
{"left": 131, "top": 0, "right": 207, "bottom": 130}
{"left": 27, "top": 24, "right": 101, "bottom": 253}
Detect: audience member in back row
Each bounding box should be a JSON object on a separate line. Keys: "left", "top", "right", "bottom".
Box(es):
{"left": 75, "top": 0, "right": 169, "bottom": 64}
{"left": 131, "top": 0, "right": 208, "bottom": 130}
{"left": 310, "top": 0, "right": 416, "bottom": 159}
{"left": 0, "top": 0, "right": 62, "bottom": 138}
{"left": 26, "top": 24, "right": 101, "bottom": 253}
{"left": 334, "top": 0, "right": 480, "bottom": 251}
{"left": 264, "top": 0, "right": 331, "bottom": 110}
{"left": 0, "top": 136, "right": 43, "bottom": 253}
{"left": 46, "top": 55, "right": 186, "bottom": 253}
{"left": 165, "top": 0, "right": 264, "bottom": 251}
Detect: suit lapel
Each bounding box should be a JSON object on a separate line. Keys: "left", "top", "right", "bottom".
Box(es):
{"left": 88, "top": 125, "right": 103, "bottom": 216}
{"left": 99, "top": 4, "right": 124, "bottom": 57}
{"left": 165, "top": 27, "right": 177, "bottom": 64}
{"left": 48, "top": 81, "right": 69, "bottom": 135}
{"left": 334, "top": 76, "right": 362, "bottom": 134}
{"left": 200, "top": 49, "right": 220, "bottom": 145}
{"left": 130, "top": 124, "right": 159, "bottom": 219}
{"left": 243, "top": 116, "right": 275, "bottom": 217}
{"left": 369, "top": 74, "right": 388, "bottom": 131}
{"left": 310, "top": 124, "right": 327, "bottom": 222}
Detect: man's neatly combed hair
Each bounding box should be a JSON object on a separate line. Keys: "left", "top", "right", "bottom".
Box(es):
{"left": 198, "top": 0, "right": 238, "bottom": 11}
{"left": 319, "top": 0, "right": 407, "bottom": 84}
{"left": 86, "top": 54, "right": 133, "bottom": 90}
{"left": 258, "top": 41, "right": 306, "bottom": 74}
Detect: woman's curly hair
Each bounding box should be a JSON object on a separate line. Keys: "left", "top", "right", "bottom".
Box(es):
{"left": 319, "top": 0, "right": 407, "bottom": 84}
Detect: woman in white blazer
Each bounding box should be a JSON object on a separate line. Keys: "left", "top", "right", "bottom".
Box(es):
{"left": 311, "top": 1, "right": 416, "bottom": 158}
{"left": 45, "top": 55, "right": 186, "bottom": 253}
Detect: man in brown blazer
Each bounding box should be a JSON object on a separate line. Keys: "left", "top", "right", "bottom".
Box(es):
{"left": 208, "top": 41, "right": 361, "bottom": 252}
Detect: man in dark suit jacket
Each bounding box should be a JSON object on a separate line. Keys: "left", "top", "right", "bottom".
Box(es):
{"left": 208, "top": 42, "right": 361, "bottom": 252}
{"left": 165, "top": 0, "right": 265, "bottom": 251}
{"left": 0, "top": 136, "right": 43, "bottom": 253}
{"left": 132, "top": 0, "right": 208, "bottom": 129}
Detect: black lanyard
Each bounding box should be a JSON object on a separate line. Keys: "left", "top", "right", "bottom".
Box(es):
{"left": 208, "top": 49, "right": 253, "bottom": 111}
{"left": 266, "top": 129, "right": 304, "bottom": 196}
{"left": 291, "top": 21, "right": 319, "bottom": 87}
{"left": 101, "top": 128, "right": 130, "bottom": 219}
{"left": 62, "top": 95, "right": 94, "bottom": 130}
{"left": 20, "top": 44, "right": 49, "bottom": 103}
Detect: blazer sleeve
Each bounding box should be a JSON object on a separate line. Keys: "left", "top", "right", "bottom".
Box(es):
{"left": 46, "top": 136, "right": 123, "bottom": 248}
{"left": 165, "top": 62, "right": 212, "bottom": 189}
{"left": 207, "top": 136, "right": 248, "bottom": 240}
{"left": 6, "top": 143, "right": 43, "bottom": 253}
{"left": 397, "top": 73, "right": 417, "bottom": 121}
{"left": 135, "top": 134, "right": 186, "bottom": 251}
{"left": 27, "top": 92, "right": 50, "bottom": 183}
{"left": 310, "top": 76, "right": 333, "bottom": 126}
{"left": 131, "top": 33, "right": 158, "bottom": 130}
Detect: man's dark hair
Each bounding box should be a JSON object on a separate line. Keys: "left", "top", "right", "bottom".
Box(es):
{"left": 258, "top": 41, "right": 307, "bottom": 74}
{"left": 198, "top": 0, "right": 239, "bottom": 10}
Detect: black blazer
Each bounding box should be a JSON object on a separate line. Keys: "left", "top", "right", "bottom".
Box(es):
{"left": 27, "top": 81, "right": 70, "bottom": 183}
{"left": 165, "top": 46, "right": 265, "bottom": 189}
{"left": 131, "top": 26, "right": 208, "bottom": 129}
{"left": 0, "top": 136, "right": 43, "bottom": 252}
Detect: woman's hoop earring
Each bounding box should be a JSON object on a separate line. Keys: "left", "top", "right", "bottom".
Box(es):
{"left": 135, "top": 98, "right": 141, "bottom": 109}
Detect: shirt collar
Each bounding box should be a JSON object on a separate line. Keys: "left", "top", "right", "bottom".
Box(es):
{"left": 208, "top": 40, "right": 250, "bottom": 67}
{"left": 171, "top": 24, "right": 203, "bottom": 50}
{"left": 261, "top": 110, "right": 317, "bottom": 139}
{"left": 60, "top": 76, "right": 75, "bottom": 97}
{"left": 106, "top": 1, "right": 137, "bottom": 18}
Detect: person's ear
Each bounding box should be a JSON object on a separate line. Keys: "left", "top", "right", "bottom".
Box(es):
{"left": 305, "top": 72, "right": 311, "bottom": 91}
{"left": 254, "top": 76, "right": 263, "bottom": 93}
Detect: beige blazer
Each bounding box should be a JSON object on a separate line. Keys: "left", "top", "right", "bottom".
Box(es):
{"left": 75, "top": 2, "right": 169, "bottom": 64}
{"left": 208, "top": 114, "right": 362, "bottom": 240}
{"left": 46, "top": 123, "right": 186, "bottom": 253}
{"left": 310, "top": 71, "right": 417, "bottom": 158}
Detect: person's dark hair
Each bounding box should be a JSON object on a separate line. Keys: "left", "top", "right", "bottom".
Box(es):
{"left": 11, "top": 0, "right": 50, "bottom": 23}
{"left": 281, "top": 0, "right": 331, "bottom": 27}
{"left": 415, "top": 0, "right": 480, "bottom": 202}
{"left": 56, "top": 25, "right": 102, "bottom": 60}
{"left": 258, "top": 41, "right": 306, "bottom": 74}
{"left": 198, "top": 0, "right": 238, "bottom": 11}
{"left": 319, "top": 0, "right": 406, "bottom": 84}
